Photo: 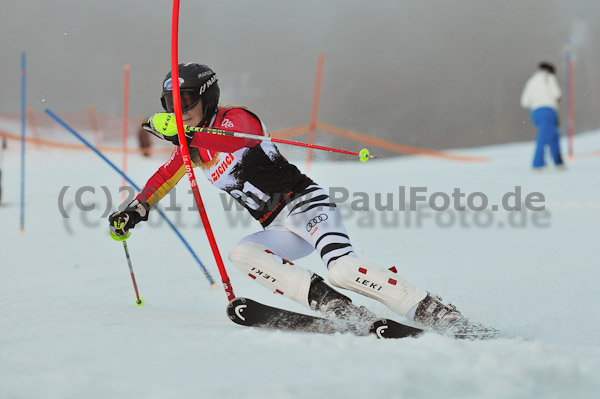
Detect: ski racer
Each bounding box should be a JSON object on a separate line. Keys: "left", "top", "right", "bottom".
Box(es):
{"left": 108, "top": 62, "right": 472, "bottom": 333}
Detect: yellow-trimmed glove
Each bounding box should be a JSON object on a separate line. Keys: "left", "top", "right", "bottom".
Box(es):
{"left": 108, "top": 199, "right": 150, "bottom": 238}
{"left": 141, "top": 113, "right": 195, "bottom": 146}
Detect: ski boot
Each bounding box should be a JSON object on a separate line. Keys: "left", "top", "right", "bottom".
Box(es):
{"left": 308, "top": 274, "right": 377, "bottom": 334}
{"left": 414, "top": 294, "right": 500, "bottom": 339}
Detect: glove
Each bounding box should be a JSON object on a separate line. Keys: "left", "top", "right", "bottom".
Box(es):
{"left": 142, "top": 113, "right": 195, "bottom": 146}
{"left": 108, "top": 199, "right": 150, "bottom": 238}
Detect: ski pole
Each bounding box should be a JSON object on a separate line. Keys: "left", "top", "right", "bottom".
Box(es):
{"left": 112, "top": 230, "right": 145, "bottom": 306}
{"left": 122, "top": 240, "right": 144, "bottom": 306}
{"left": 191, "top": 125, "right": 374, "bottom": 162}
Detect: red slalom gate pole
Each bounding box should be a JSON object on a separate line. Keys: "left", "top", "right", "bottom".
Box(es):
{"left": 171, "top": 0, "right": 235, "bottom": 301}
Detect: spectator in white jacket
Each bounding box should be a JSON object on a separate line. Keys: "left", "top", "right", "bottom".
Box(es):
{"left": 520, "top": 62, "right": 564, "bottom": 169}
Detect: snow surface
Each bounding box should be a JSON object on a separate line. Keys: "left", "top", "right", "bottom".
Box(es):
{"left": 1, "top": 130, "right": 600, "bottom": 398}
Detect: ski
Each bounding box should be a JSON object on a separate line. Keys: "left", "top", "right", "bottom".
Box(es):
{"left": 369, "top": 318, "right": 501, "bottom": 340}
{"left": 369, "top": 318, "right": 425, "bottom": 339}
{"left": 227, "top": 298, "right": 498, "bottom": 340}
{"left": 226, "top": 297, "right": 366, "bottom": 336}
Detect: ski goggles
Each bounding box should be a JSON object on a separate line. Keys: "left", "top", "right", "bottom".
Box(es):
{"left": 161, "top": 89, "right": 201, "bottom": 113}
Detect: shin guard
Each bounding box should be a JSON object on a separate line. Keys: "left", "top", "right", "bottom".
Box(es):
{"left": 228, "top": 243, "right": 313, "bottom": 308}
{"left": 328, "top": 255, "right": 427, "bottom": 316}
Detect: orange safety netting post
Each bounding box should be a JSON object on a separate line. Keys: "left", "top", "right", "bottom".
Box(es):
{"left": 121, "top": 62, "right": 130, "bottom": 202}
{"left": 565, "top": 42, "right": 575, "bottom": 162}
{"left": 26, "top": 106, "right": 40, "bottom": 149}
{"left": 87, "top": 105, "right": 101, "bottom": 147}
{"left": 306, "top": 53, "right": 325, "bottom": 171}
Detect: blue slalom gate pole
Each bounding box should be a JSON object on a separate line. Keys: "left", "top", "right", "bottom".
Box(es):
{"left": 20, "top": 52, "right": 26, "bottom": 233}
{"left": 45, "top": 108, "right": 216, "bottom": 286}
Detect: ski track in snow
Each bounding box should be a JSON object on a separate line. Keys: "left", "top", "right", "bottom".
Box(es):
{"left": 1, "top": 130, "right": 599, "bottom": 398}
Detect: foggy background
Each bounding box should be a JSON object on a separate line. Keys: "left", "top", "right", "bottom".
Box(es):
{"left": 1, "top": 0, "right": 599, "bottom": 155}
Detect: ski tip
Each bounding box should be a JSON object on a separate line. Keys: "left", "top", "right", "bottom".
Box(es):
{"left": 369, "top": 319, "right": 389, "bottom": 339}
{"left": 369, "top": 318, "right": 424, "bottom": 339}
{"left": 227, "top": 297, "right": 249, "bottom": 324}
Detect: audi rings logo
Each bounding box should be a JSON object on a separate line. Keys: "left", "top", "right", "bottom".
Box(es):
{"left": 306, "top": 214, "right": 328, "bottom": 231}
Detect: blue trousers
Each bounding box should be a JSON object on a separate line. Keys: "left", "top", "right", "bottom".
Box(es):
{"left": 531, "top": 107, "right": 563, "bottom": 168}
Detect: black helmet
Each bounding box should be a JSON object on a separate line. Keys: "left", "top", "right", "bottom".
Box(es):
{"left": 161, "top": 63, "right": 220, "bottom": 127}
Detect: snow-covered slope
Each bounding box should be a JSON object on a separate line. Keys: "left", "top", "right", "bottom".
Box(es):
{"left": 1, "top": 130, "right": 599, "bottom": 398}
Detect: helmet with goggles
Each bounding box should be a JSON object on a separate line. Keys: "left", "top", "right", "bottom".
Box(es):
{"left": 161, "top": 63, "right": 220, "bottom": 127}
